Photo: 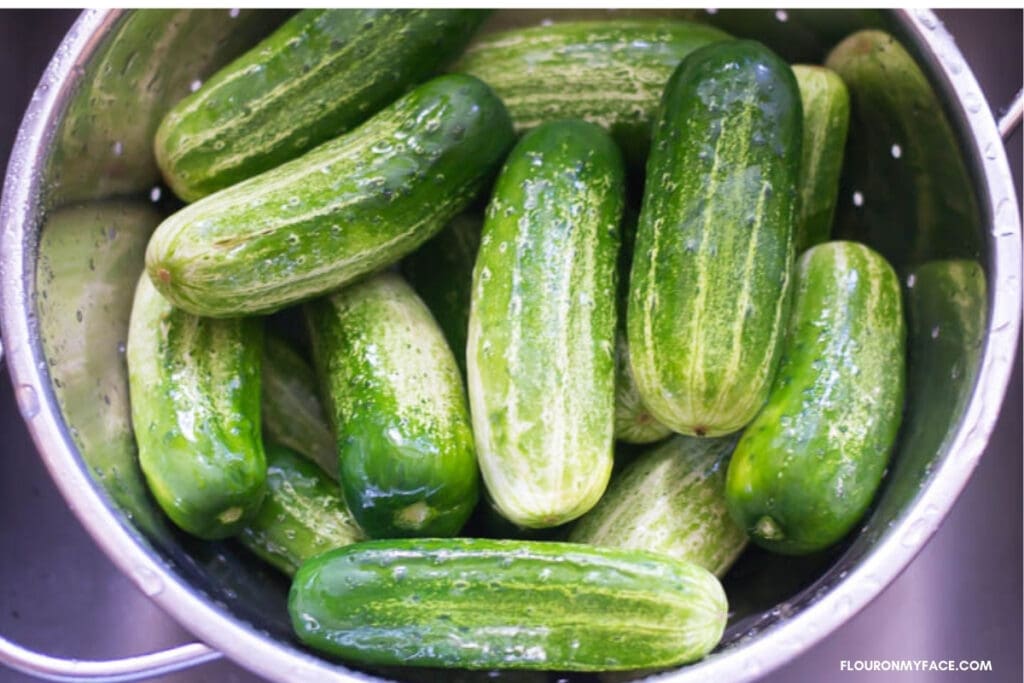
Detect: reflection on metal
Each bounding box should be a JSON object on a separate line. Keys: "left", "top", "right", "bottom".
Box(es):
{"left": 877, "top": 260, "right": 988, "bottom": 520}
{"left": 42, "top": 10, "right": 286, "bottom": 208}
{"left": 35, "top": 201, "right": 167, "bottom": 538}
{"left": 826, "top": 30, "right": 982, "bottom": 269}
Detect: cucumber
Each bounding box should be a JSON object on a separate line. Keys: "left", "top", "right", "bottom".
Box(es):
{"left": 613, "top": 333, "right": 673, "bottom": 444}
{"left": 288, "top": 538, "right": 727, "bottom": 670}
{"left": 262, "top": 335, "right": 337, "bottom": 480}
{"left": 155, "top": 10, "right": 490, "bottom": 201}
{"left": 402, "top": 213, "right": 482, "bottom": 378}
{"left": 126, "top": 274, "right": 265, "bottom": 539}
{"left": 467, "top": 120, "right": 624, "bottom": 528}
{"left": 725, "top": 241, "right": 906, "bottom": 555}
{"left": 627, "top": 40, "right": 802, "bottom": 438}
{"left": 614, "top": 207, "right": 671, "bottom": 444}
{"left": 306, "top": 272, "right": 479, "bottom": 538}
{"left": 455, "top": 20, "right": 730, "bottom": 165}
{"left": 238, "top": 443, "right": 362, "bottom": 576}
{"left": 146, "top": 74, "right": 515, "bottom": 318}
{"left": 825, "top": 30, "right": 981, "bottom": 268}
{"left": 570, "top": 435, "right": 747, "bottom": 578}
{"left": 792, "top": 64, "right": 850, "bottom": 253}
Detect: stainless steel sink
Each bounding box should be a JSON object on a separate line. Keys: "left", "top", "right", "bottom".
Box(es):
{"left": 0, "top": 9, "right": 1019, "bottom": 683}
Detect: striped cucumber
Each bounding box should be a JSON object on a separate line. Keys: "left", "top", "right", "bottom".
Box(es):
{"left": 402, "top": 213, "right": 482, "bottom": 378}
{"left": 306, "top": 273, "right": 479, "bottom": 538}
{"left": 455, "top": 20, "right": 730, "bottom": 164}
{"left": 725, "top": 241, "right": 906, "bottom": 554}
{"left": 156, "top": 9, "right": 490, "bottom": 201}
{"left": 262, "top": 335, "right": 337, "bottom": 479}
{"left": 614, "top": 333, "right": 672, "bottom": 444}
{"left": 239, "top": 443, "right": 362, "bottom": 576}
{"left": 614, "top": 209, "right": 671, "bottom": 444}
{"left": 288, "top": 538, "right": 727, "bottom": 670}
{"left": 628, "top": 40, "right": 802, "bottom": 438}
{"left": 793, "top": 64, "right": 850, "bottom": 253}
{"left": 570, "top": 435, "right": 747, "bottom": 577}
{"left": 146, "top": 74, "right": 514, "bottom": 318}
{"left": 467, "top": 120, "right": 624, "bottom": 528}
{"left": 825, "top": 30, "right": 981, "bottom": 268}
{"left": 126, "top": 274, "right": 265, "bottom": 539}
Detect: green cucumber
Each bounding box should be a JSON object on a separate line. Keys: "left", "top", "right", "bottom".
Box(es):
{"left": 402, "top": 213, "right": 482, "bottom": 378}
{"left": 156, "top": 9, "right": 490, "bottom": 201}
{"left": 126, "top": 275, "right": 265, "bottom": 539}
{"left": 455, "top": 20, "right": 730, "bottom": 165}
{"left": 570, "top": 435, "right": 747, "bottom": 577}
{"left": 614, "top": 333, "right": 673, "bottom": 444}
{"left": 262, "top": 335, "right": 337, "bottom": 480}
{"left": 614, "top": 207, "right": 671, "bottom": 444}
{"left": 238, "top": 443, "right": 362, "bottom": 576}
{"left": 825, "top": 30, "right": 981, "bottom": 268}
{"left": 146, "top": 73, "right": 514, "bottom": 318}
{"left": 725, "top": 241, "right": 906, "bottom": 554}
{"left": 627, "top": 40, "right": 802, "bottom": 438}
{"left": 792, "top": 64, "right": 850, "bottom": 253}
{"left": 288, "top": 538, "right": 727, "bottom": 670}
{"left": 467, "top": 120, "right": 624, "bottom": 528}
{"left": 306, "top": 272, "right": 479, "bottom": 538}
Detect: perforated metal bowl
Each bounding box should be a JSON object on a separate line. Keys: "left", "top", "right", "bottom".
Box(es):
{"left": 0, "top": 9, "right": 1020, "bottom": 683}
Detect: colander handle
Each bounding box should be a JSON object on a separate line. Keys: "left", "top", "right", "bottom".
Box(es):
{"left": 998, "top": 87, "right": 1023, "bottom": 139}
{"left": 0, "top": 635, "right": 220, "bottom": 682}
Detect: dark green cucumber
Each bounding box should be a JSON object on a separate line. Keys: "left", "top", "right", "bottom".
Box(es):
{"left": 402, "top": 213, "right": 482, "bottom": 378}
{"left": 126, "top": 275, "right": 265, "bottom": 539}
{"left": 570, "top": 435, "right": 747, "bottom": 577}
{"left": 156, "top": 9, "right": 490, "bottom": 201}
{"left": 306, "top": 273, "right": 479, "bottom": 538}
{"left": 146, "top": 74, "right": 514, "bottom": 318}
{"left": 825, "top": 30, "right": 981, "bottom": 268}
{"left": 467, "top": 120, "right": 624, "bottom": 528}
{"left": 262, "top": 335, "right": 337, "bottom": 480}
{"left": 725, "top": 241, "right": 906, "bottom": 555}
{"left": 793, "top": 64, "right": 849, "bottom": 253}
{"left": 627, "top": 40, "right": 802, "bottom": 438}
{"left": 238, "top": 443, "right": 362, "bottom": 576}
{"left": 455, "top": 20, "right": 730, "bottom": 164}
{"left": 288, "top": 538, "right": 727, "bottom": 670}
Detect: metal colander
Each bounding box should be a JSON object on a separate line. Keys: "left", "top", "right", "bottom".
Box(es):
{"left": 0, "top": 9, "right": 1019, "bottom": 683}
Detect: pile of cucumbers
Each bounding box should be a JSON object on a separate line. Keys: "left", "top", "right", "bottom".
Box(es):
{"left": 127, "top": 9, "right": 910, "bottom": 674}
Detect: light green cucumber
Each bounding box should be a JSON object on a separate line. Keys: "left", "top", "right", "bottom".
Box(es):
{"left": 793, "top": 64, "right": 850, "bottom": 253}
{"left": 467, "top": 120, "right": 624, "bottom": 528}
{"left": 627, "top": 40, "right": 802, "bottom": 438}
{"left": 725, "top": 241, "right": 906, "bottom": 554}
{"left": 289, "top": 538, "right": 727, "bottom": 670}
{"left": 146, "top": 74, "right": 514, "bottom": 318}
{"left": 455, "top": 20, "right": 731, "bottom": 164}
{"left": 156, "top": 10, "right": 489, "bottom": 201}
{"left": 306, "top": 272, "right": 479, "bottom": 539}
{"left": 126, "top": 275, "right": 266, "bottom": 540}
{"left": 613, "top": 209, "right": 671, "bottom": 444}
{"left": 570, "top": 435, "right": 747, "bottom": 577}
{"left": 261, "top": 335, "right": 337, "bottom": 480}
{"left": 238, "top": 443, "right": 362, "bottom": 576}
{"left": 402, "top": 213, "right": 482, "bottom": 378}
